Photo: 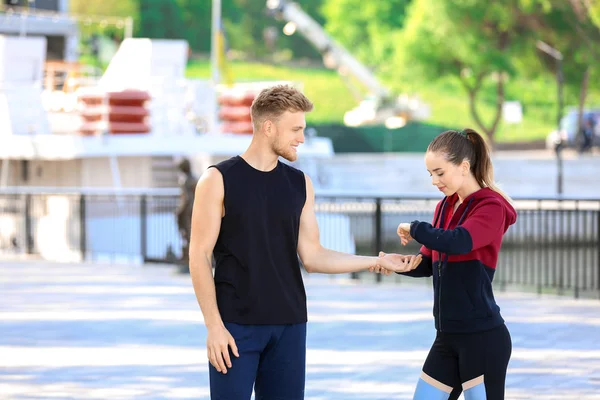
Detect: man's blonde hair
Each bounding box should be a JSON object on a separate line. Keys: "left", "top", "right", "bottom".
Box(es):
{"left": 250, "top": 85, "right": 314, "bottom": 131}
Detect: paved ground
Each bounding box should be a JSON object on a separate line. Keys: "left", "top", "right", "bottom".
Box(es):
{"left": 1, "top": 261, "right": 600, "bottom": 399}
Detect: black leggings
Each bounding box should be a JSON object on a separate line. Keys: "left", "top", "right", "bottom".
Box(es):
{"left": 414, "top": 324, "right": 512, "bottom": 400}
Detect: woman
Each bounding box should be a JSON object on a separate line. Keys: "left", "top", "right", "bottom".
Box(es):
{"left": 377, "top": 128, "right": 517, "bottom": 400}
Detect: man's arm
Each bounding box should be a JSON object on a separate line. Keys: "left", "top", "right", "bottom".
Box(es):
{"left": 297, "top": 174, "right": 377, "bottom": 274}
{"left": 189, "top": 167, "right": 238, "bottom": 374}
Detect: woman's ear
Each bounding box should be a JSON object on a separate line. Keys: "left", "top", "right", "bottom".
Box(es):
{"left": 462, "top": 159, "right": 471, "bottom": 176}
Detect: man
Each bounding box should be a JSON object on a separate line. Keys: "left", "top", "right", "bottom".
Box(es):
{"left": 189, "top": 85, "right": 418, "bottom": 399}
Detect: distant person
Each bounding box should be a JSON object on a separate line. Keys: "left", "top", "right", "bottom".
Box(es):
{"left": 176, "top": 158, "right": 197, "bottom": 269}
{"left": 376, "top": 129, "right": 517, "bottom": 399}
{"left": 188, "top": 85, "right": 410, "bottom": 399}
{"left": 580, "top": 116, "right": 594, "bottom": 153}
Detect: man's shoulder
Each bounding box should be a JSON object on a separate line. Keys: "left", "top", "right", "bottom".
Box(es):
{"left": 211, "top": 156, "right": 242, "bottom": 175}
{"left": 279, "top": 161, "right": 305, "bottom": 180}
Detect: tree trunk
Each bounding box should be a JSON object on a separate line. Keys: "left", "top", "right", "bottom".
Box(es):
{"left": 462, "top": 71, "right": 505, "bottom": 148}
{"left": 487, "top": 72, "right": 506, "bottom": 147}
{"left": 576, "top": 66, "right": 591, "bottom": 145}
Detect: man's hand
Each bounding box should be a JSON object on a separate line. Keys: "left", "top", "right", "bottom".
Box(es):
{"left": 374, "top": 251, "right": 422, "bottom": 273}
{"left": 397, "top": 223, "right": 413, "bottom": 246}
{"left": 207, "top": 325, "right": 239, "bottom": 374}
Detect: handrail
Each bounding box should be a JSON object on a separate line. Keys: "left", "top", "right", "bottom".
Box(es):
{"left": 1, "top": 186, "right": 599, "bottom": 202}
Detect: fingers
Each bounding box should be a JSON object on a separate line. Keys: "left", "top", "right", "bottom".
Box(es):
{"left": 215, "top": 346, "right": 228, "bottom": 374}
{"left": 208, "top": 343, "right": 236, "bottom": 374}
{"left": 397, "top": 223, "right": 413, "bottom": 246}
{"left": 412, "top": 254, "right": 423, "bottom": 269}
{"left": 398, "top": 231, "right": 411, "bottom": 246}
{"left": 397, "top": 224, "right": 404, "bottom": 236}
{"left": 222, "top": 343, "right": 232, "bottom": 369}
{"left": 208, "top": 347, "right": 221, "bottom": 373}
{"left": 372, "top": 259, "right": 391, "bottom": 275}
{"left": 229, "top": 335, "right": 239, "bottom": 358}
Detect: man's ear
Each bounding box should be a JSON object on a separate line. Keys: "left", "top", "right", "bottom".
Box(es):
{"left": 263, "top": 120, "right": 274, "bottom": 137}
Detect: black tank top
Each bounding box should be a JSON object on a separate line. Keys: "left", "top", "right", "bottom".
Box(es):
{"left": 210, "top": 156, "right": 308, "bottom": 325}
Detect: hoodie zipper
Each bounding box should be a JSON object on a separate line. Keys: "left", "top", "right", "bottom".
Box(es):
{"left": 438, "top": 260, "right": 443, "bottom": 332}
{"left": 435, "top": 197, "right": 474, "bottom": 333}
{"left": 433, "top": 199, "right": 447, "bottom": 333}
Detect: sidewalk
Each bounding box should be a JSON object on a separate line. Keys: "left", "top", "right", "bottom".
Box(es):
{"left": 1, "top": 261, "right": 600, "bottom": 399}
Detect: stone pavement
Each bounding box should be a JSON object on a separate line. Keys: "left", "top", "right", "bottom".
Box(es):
{"left": 1, "top": 261, "right": 600, "bottom": 399}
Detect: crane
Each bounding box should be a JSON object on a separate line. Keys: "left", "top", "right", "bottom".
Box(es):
{"left": 265, "top": 0, "right": 429, "bottom": 128}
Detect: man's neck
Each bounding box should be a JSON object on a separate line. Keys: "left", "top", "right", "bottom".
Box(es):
{"left": 241, "top": 141, "right": 279, "bottom": 172}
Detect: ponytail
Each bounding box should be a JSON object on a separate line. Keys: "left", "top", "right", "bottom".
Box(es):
{"left": 463, "top": 129, "right": 513, "bottom": 204}
{"left": 428, "top": 128, "right": 513, "bottom": 204}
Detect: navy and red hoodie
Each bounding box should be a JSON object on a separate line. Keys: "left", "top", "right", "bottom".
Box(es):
{"left": 401, "top": 187, "right": 517, "bottom": 333}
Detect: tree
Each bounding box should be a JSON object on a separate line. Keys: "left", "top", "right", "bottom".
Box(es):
{"left": 563, "top": 0, "right": 600, "bottom": 139}
{"left": 394, "top": 0, "right": 545, "bottom": 144}
{"left": 70, "top": 0, "right": 138, "bottom": 22}
{"left": 70, "top": 0, "right": 138, "bottom": 39}
{"left": 321, "top": 0, "right": 411, "bottom": 73}
{"left": 138, "top": 0, "right": 186, "bottom": 41}
{"left": 221, "top": 0, "right": 325, "bottom": 60}
{"left": 177, "top": 0, "right": 212, "bottom": 53}
{"left": 533, "top": 0, "right": 600, "bottom": 143}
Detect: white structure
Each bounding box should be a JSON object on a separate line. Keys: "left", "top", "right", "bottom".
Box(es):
{"left": 0, "top": 36, "right": 334, "bottom": 189}
{"left": 0, "top": 1, "right": 79, "bottom": 61}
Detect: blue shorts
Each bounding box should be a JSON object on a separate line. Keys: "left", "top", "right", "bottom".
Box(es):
{"left": 209, "top": 322, "right": 307, "bottom": 400}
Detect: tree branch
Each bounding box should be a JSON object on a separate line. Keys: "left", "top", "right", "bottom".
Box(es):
{"left": 562, "top": 1, "right": 600, "bottom": 60}
{"left": 463, "top": 71, "right": 490, "bottom": 136}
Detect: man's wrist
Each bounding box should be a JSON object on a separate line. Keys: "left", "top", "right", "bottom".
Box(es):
{"left": 204, "top": 316, "right": 224, "bottom": 329}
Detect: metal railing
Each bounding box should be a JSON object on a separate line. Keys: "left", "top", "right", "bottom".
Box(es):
{"left": 1, "top": 188, "right": 599, "bottom": 299}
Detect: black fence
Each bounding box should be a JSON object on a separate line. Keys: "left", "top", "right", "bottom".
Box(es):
{"left": 1, "top": 188, "right": 599, "bottom": 299}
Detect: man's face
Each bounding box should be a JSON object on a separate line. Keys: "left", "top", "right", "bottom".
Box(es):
{"left": 270, "top": 111, "right": 306, "bottom": 162}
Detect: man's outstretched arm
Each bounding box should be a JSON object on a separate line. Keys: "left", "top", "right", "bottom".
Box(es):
{"left": 189, "top": 167, "right": 238, "bottom": 375}
{"left": 297, "top": 174, "right": 379, "bottom": 274}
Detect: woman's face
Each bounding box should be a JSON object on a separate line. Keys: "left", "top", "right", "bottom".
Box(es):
{"left": 424, "top": 151, "right": 468, "bottom": 196}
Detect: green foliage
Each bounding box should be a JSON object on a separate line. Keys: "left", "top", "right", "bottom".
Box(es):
{"left": 176, "top": 0, "right": 212, "bottom": 52}
{"left": 395, "top": 0, "right": 541, "bottom": 84}
{"left": 591, "top": 2, "right": 600, "bottom": 28}
{"left": 219, "top": 0, "right": 325, "bottom": 59}
{"left": 70, "top": 0, "right": 138, "bottom": 22}
{"left": 138, "top": 0, "right": 186, "bottom": 40}
{"left": 70, "top": 0, "right": 138, "bottom": 39}
{"left": 321, "top": 0, "right": 410, "bottom": 70}
{"left": 390, "top": 0, "right": 552, "bottom": 140}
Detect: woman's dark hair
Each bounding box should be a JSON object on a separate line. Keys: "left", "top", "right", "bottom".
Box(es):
{"left": 427, "top": 128, "right": 512, "bottom": 203}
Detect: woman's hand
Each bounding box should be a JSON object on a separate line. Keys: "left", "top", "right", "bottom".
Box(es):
{"left": 371, "top": 251, "right": 422, "bottom": 273}
{"left": 397, "top": 222, "right": 413, "bottom": 246}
